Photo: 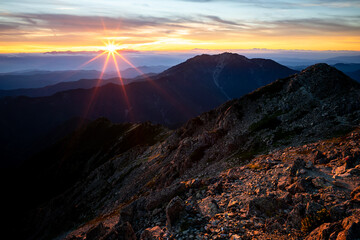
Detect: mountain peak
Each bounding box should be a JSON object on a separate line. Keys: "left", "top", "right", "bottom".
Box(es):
{"left": 157, "top": 52, "right": 296, "bottom": 100}
{"left": 188, "top": 52, "right": 249, "bottom": 63}
{"left": 287, "top": 63, "right": 359, "bottom": 98}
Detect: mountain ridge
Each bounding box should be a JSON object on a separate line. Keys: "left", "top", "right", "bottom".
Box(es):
{"left": 8, "top": 62, "right": 360, "bottom": 240}
{"left": 0, "top": 53, "right": 297, "bottom": 168}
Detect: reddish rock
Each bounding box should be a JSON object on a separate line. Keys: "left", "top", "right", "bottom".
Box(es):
{"left": 337, "top": 215, "right": 360, "bottom": 240}
{"left": 350, "top": 186, "right": 360, "bottom": 201}
{"left": 305, "top": 222, "right": 340, "bottom": 240}
{"left": 198, "top": 196, "right": 220, "bottom": 217}
{"left": 140, "top": 226, "right": 164, "bottom": 240}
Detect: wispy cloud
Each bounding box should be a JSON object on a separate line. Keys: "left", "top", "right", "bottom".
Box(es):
{"left": 0, "top": 0, "right": 359, "bottom": 52}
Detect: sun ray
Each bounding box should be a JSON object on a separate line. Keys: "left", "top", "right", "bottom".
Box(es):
{"left": 114, "top": 51, "right": 146, "bottom": 77}
{"left": 77, "top": 38, "right": 193, "bottom": 126}
{"left": 114, "top": 50, "right": 193, "bottom": 118}
{"left": 81, "top": 52, "right": 111, "bottom": 122}
{"left": 77, "top": 51, "right": 107, "bottom": 69}
{"left": 111, "top": 52, "right": 133, "bottom": 120}
{"left": 98, "top": 52, "right": 111, "bottom": 81}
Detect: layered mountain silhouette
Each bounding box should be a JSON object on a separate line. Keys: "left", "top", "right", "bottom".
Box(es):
{"left": 333, "top": 63, "right": 360, "bottom": 82}
{"left": 7, "top": 63, "right": 360, "bottom": 240}
{"left": 0, "top": 53, "right": 296, "bottom": 168}
{"left": 0, "top": 66, "right": 168, "bottom": 98}
{"left": 0, "top": 76, "right": 148, "bottom": 98}
{"left": 0, "top": 66, "right": 168, "bottom": 90}
{"left": 0, "top": 70, "right": 115, "bottom": 90}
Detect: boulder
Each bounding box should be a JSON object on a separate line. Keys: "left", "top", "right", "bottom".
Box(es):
{"left": 312, "top": 177, "right": 329, "bottom": 189}
{"left": 277, "top": 176, "right": 291, "bottom": 190}
{"left": 166, "top": 196, "right": 185, "bottom": 228}
{"left": 305, "top": 202, "right": 323, "bottom": 215}
{"left": 305, "top": 222, "right": 339, "bottom": 240}
{"left": 333, "top": 165, "right": 346, "bottom": 176}
{"left": 350, "top": 186, "right": 360, "bottom": 201}
{"left": 103, "top": 222, "right": 136, "bottom": 240}
{"left": 247, "top": 194, "right": 285, "bottom": 217}
{"left": 86, "top": 223, "right": 108, "bottom": 240}
{"left": 140, "top": 226, "right": 164, "bottom": 240}
{"left": 337, "top": 214, "right": 360, "bottom": 240}
{"left": 198, "top": 196, "right": 220, "bottom": 217}
{"left": 287, "top": 180, "right": 306, "bottom": 194}
{"left": 290, "top": 158, "right": 306, "bottom": 177}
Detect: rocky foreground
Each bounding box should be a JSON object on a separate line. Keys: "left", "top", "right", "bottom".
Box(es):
{"left": 65, "top": 128, "right": 360, "bottom": 240}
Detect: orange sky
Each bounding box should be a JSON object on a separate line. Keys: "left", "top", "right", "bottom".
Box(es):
{"left": 1, "top": 0, "right": 360, "bottom": 53}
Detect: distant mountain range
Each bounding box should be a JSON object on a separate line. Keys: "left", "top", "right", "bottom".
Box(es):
{"left": 332, "top": 63, "right": 360, "bottom": 82}
{"left": 0, "top": 53, "right": 297, "bottom": 168}
{"left": 0, "top": 65, "right": 168, "bottom": 90}
{"left": 279, "top": 55, "right": 360, "bottom": 68}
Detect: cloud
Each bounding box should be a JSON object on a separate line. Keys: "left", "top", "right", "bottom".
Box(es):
{"left": 204, "top": 15, "right": 245, "bottom": 27}
{"left": 257, "top": 18, "right": 360, "bottom": 36}
{"left": 1, "top": 12, "right": 359, "bottom": 38}
{"left": 0, "top": 9, "right": 359, "bottom": 52}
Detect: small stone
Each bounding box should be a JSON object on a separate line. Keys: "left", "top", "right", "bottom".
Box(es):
{"left": 230, "top": 234, "right": 241, "bottom": 240}
{"left": 227, "top": 198, "right": 240, "bottom": 210}
{"left": 333, "top": 164, "right": 346, "bottom": 176}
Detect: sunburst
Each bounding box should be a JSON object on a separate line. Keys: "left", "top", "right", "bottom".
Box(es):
{"left": 78, "top": 39, "right": 191, "bottom": 124}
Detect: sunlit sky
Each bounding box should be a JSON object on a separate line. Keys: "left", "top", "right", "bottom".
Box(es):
{"left": 1, "top": 0, "right": 360, "bottom": 53}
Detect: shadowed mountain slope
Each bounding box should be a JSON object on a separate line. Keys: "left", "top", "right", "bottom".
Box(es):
{"left": 9, "top": 63, "right": 360, "bottom": 239}
{"left": 0, "top": 53, "right": 296, "bottom": 168}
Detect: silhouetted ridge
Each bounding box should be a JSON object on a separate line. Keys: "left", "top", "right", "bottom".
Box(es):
{"left": 0, "top": 52, "right": 297, "bottom": 168}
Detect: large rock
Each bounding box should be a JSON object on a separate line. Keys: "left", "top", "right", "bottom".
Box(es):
{"left": 337, "top": 214, "right": 360, "bottom": 240}
{"left": 247, "top": 194, "right": 285, "bottom": 217}
{"left": 198, "top": 196, "right": 220, "bottom": 217}
{"left": 350, "top": 185, "right": 360, "bottom": 201}
{"left": 290, "top": 158, "right": 306, "bottom": 177}
{"left": 305, "top": 222, "right": 339, "bottom": 240}
{"left": 103, "top": 222, "right": 136, "bottom": 240}
{"left": 86, "top": 223, "right": 108, "bottom": 240}
{"left": 140, "top": 226, "right": 164, "bottom": 240}
{"left": 286, "top": 178, "right": 313, "bottom": 194}
{"left": 166, "top": 196, "right": 185, "bottom": 228}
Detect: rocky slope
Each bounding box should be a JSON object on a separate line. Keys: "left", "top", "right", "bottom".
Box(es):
{"left": 10, "top": 63, "right": 360, "bottom": 240}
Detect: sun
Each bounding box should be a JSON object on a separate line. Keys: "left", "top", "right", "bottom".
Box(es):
{"left": 104, "top": 42, "right": 120, "bottom": 53}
